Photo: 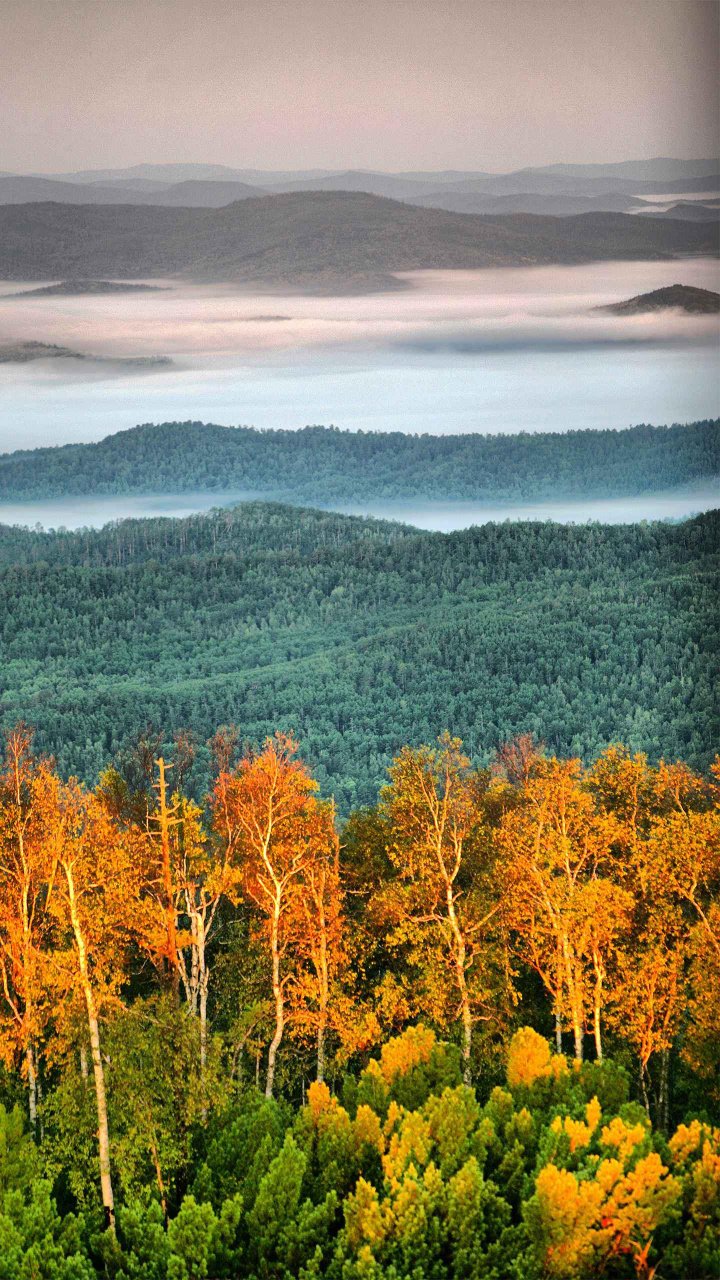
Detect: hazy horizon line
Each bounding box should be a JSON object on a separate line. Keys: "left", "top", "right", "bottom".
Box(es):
{"left": 9, "top": 153, "right": 720, "bottom": 179}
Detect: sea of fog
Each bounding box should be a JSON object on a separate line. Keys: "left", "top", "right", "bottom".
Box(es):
{"left": 0, "top": 260, "right": 718, "bottom": 454}
{"left": 0, "top": 484, "right": 718, "bottom": 534}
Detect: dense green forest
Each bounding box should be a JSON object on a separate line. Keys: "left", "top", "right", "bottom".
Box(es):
{"left": 0, "top": 504, "right": 717, "bottom": 807}
{"left": 1, "top": 419, "right": 718, "bottom": 503}
{"left": 0, "top": 729, "right": 718, "bottom": 1278}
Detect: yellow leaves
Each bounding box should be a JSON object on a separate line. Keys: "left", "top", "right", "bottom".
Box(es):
{"left": 550, "top": 1114, "right": 592, "bottom": 1153}
{"left": 344, "top": 1177, "right": 389, "bottom": 1250}
{"left": 335, "top": 1005, "right": 382, "bottom": 1061}
{"left": 383, "top": 1110, "right": 432, "bottom": 1189}
{"left": 533, "top": 1163, "right": 605, "bottom": 1278}
{"left": 448, "top": 1154, "right": 483, "bottom": 1215}
{"left": 533, "top": 1151, "right": 681, "bottom": 1278}
{"left": 307, "top": 1079, "right": 333, "bottom": 1119}
{"left": 600, "top": 1116, "right": 648, "bottom": 1161}
{"left": 424, "top": 1086, "right": 481, "bottom": 1165}
{"left": 666, "top": 1121, "right": 720, "bottom": 1246}
{"left": 585, "top": 1096, "right": 602, "bottom": 1133}
{"left": 354, "top": 1104, "right": 384, "bottom": 1155}
{"left": 507, "top": 1026, "right": 566, "bottom": 1088}
{"left": 600, "top": 1152, "right": 681, "bottom": 1248}
{"left": 377, "top": 1024, "right": 437, "bottom": 1085}
{"left": 669, "top": 1119, "right": 720, "bottom": 1167}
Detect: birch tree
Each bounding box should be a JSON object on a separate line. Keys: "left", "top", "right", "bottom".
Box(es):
{"left": 0, "top": 727, "right": 53, "bottom": 1132}
{"left": 378, "top": 735, "right": 499, "bottom": 1083}
{"left": 45, "top": 774, "right": 142, "bottom": 1227}
{"left": 216, "top": 734, "right": 337, "bottom": 1097}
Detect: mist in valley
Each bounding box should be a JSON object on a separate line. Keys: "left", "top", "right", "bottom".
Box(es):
{"left": 1, "top": 260, "right": 718, "bottom": 518}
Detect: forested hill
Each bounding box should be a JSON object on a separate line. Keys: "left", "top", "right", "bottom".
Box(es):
{"left": 1, "top": 502, "right": 716, "bottom": 807}
{"left": 2, "top": 419, "right": 718, "bottom": 503}
{"left": 0, "top": 193, "right": 716, "bottom": 290}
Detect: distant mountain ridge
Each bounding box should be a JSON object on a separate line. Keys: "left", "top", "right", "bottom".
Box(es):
{"left": 2, "top": 158, "right": 718, "bottom": 219}
{"left": 0, "top": 173, "right": 264, "bottom": 206}
{"left": 0, "top": 192, "right": 715, "bottom": 292}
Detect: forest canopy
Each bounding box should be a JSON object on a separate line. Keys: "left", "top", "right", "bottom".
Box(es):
{"left": 0, "top": 727, "right": 717, "bottom": 1278}
{"left": 0, "top": 504, "right": 717, "bottom": 807}
{"left": 1, "top": 418, "right": 718, "bottom": 502}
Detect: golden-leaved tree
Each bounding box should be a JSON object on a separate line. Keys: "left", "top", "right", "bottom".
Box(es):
{"left": 377, "top": 735, "right": 502, "bottom": 1083}
{"left": 497, "top": 756, "right": 619, "bottom": 1060}
{"left": 45, "top": 773, "right": 144, "bottom": 1227}
{"left": 214, "top": 733, "right": 339, "bottom": 1097}
{"left": 0, "top": 727, "right": 54, "bottom": 1132}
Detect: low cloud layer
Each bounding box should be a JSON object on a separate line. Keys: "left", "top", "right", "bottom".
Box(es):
{"left": 0, "top": 261, "right": 718, "bottom": 452}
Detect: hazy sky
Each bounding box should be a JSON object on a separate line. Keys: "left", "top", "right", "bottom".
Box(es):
{"left": 4, "top": 0, "right": 718, "bottom": 173}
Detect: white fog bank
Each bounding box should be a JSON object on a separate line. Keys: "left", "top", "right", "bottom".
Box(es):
{"left": 1, "top": 484, "right": 717, "bottom": 535}
{"left": 0, "top": 260, "right": 718, "bottom": 452}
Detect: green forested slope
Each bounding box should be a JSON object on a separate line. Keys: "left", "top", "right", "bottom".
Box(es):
{"left": 1, "top": 419, "right": 718, "bottom": 502}
{"left": 1, "top": 504, "right": 716, "bottom": 806}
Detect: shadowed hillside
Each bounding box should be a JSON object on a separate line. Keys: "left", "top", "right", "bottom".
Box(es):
{"left": 0, "top": 192, "right": 716, "bottom": 291}
{"left": 600, "top": 283, "right": 720, "bottom": 314}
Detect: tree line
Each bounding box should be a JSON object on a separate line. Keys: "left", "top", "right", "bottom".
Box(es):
{"left": 0, "top": 726, "right": 718, "bottom": 1276}
{"left": 1, "top": 418, "right": 717, "bottom": 502}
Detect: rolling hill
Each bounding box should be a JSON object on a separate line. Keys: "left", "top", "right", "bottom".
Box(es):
{"left": 0, "top": 502, "right": 716, "bottom": 803}
{"left": 1, "top": 420, "right": 717, "bottom": 503}
{"left": 0, "top": 192, "right": 716, "bottom": 291}
{"left": 601, "top": 284, "right": 720, "bottom": 314}
{"left": 0, "top": 173, "right": 264, "bottom": 206}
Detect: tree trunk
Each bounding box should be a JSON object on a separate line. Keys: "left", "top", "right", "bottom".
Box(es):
{"left": 658, "top": 1047, "right": 671, "bottom": 1134}
{"left": 26, "top": 1044, "right": 38, "bottom": 1134}
{"left": 640, "top": 1059, "right": 651, "bottom": 1118}
{"left": 34, "top": 1058, "right": 44, "bottom": 1141}
{"left": 572, "top": 1012, "right": 584, "bottom": 1062}
{"left": 150, "top": 1135, "right": 168, "bottom": 1221}
{"left": 446, "top": 883, "right": 472, "bottom": 1083}
{"left": 83, "top": 972, "right": 114, "bottom": 1226}
{"left": 195, "top": 913, "right": 208, "bottom": 1073}
{"left": 65, "top": 865, "right": 115, "bottom": 1228}
{"left": 555, "top": 1009, "right": 563, "bottom": 1054}
{"left": 265, "top": 897, "right": 284, "bottom": 1098}
{"left": 315, "top": 880, "right": 329, "bottom": 1083}
{"left": 593, "top": 975, "right": 603, "bottom": 1061}
{"left": 156, "top": 758, "right": 179, "bottom": 998}
{"left": 562, "top": 934, "right": 584, "bottom": 1060}
{"left": 197, "top": 918, "right": 209, "bottom": 1122}
{"left": 316, "top": 1017, "right": 326, "bottom": 1084}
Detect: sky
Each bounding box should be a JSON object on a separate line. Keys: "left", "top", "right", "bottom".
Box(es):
{"left": 3, "top": 0, "right": 719, "bottom": 174}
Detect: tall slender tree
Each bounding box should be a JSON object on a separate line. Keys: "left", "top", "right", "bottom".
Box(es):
{"left": 378, "top": 735, "right": 500, "bottom": 1083}
{"left": 0, "top": 727, "right": 53, "bottom": 1132}
{"left": 215, "top": 734, "right": 337, "bottom": 1097}
{"left": 498, "top": 757, "right": 616, "bottom": 1060}
{"left": 45, "top": 774, "right": 142, "bottom": 1227}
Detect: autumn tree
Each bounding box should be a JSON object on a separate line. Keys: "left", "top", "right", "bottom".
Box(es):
{"left": 285, "top": 840, "right": 344, "bottom": 1081}
{"left": 214, "top": 734, "right": 338, "bottom": 1097}
{"left": 44, "top": 773, "right": 143, "bottom": 1227}
{"left": 144, "top": 760, "right": 231, "bottom": 1075}
{"left": 376, "top": 734, "right": 501, "bottom": 1083}
{"left": 103, "top": 742, "right": 235, "bottom": 1079}
{"left": 0, "top": 727, "right": 54, "bottom": 1132}
{"left": 497, "top": 756, "right": 619, "bottom": 1060}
